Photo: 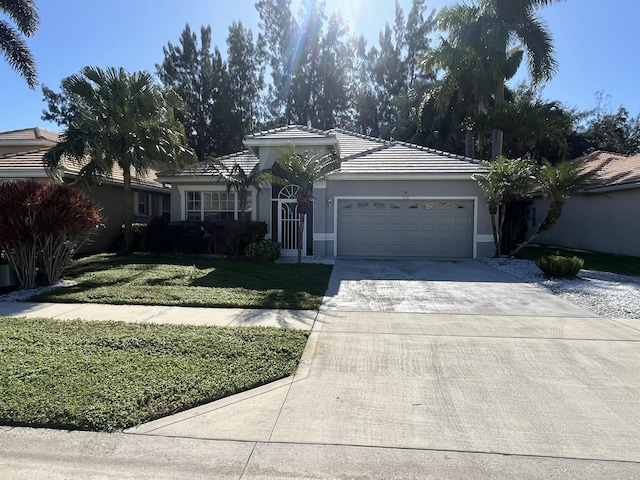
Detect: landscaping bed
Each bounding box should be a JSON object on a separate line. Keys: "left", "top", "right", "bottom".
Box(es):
{"left": 0, "top": 317, "right": 309, "bottom": 432}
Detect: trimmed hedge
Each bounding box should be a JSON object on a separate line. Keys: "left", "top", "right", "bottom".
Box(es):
{"left": 119, "top": 218, "right": 268, "bottom": 256}
{"left": 245, "top": 240, "right": 282, "bottom": 261}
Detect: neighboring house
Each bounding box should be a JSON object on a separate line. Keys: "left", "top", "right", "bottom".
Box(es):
{"left": 531, "top": 150, "right": 640, "bottom": 257}
{"left": 0, "top": 128, "right": 171, "bottom": 252}
{"left": 158, "top": 125, "right": 494, "bottom": 259}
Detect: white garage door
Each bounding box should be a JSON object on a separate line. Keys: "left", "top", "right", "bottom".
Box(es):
{"left": 337, "top": 199, "right": 474, "bottom": 257}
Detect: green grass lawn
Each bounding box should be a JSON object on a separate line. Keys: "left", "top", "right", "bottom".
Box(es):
{"left": 0, "top": 317, "right": 309, "bottom": 432}
{"left": 516, "top": 244, "right": 640, "bottom": 277}
{"left": 30, "top": 254, "right": 333, "bottom": 309}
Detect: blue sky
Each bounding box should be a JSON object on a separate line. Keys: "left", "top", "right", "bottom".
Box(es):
{"left": 1, "top": 0, "right": 638, "bottom": 133}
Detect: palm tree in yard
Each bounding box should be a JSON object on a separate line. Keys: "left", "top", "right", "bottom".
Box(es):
{"left": 210, "top": 160, "right": 266, "bottom": 223}
{"left": 268, "top": 145, "right": 338, "bottom": 265}
{"left": 473, "top": 156, "right": 537, "bottom": 256}
{"left": 1, "top": 0, "right": 38, "bottom": 88}
{"left": 511, "top": 159, "right": 594, "bottom": 255}
{"left": 438, "top": 0, "right": 564, "bottom": 159}
{"left": 43, "top": 66, "right": 194, "bottom": 254}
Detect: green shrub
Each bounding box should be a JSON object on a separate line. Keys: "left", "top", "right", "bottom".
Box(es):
{"left": 536, "top": 254, "right": 584, "bottom": 278}
{"left": 245, "top": 240, "right": 282, "bottom": 261}
{"left": 115, "top": 223, "right": 148, "bottom": 252}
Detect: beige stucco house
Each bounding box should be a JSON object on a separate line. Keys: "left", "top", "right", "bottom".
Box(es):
{"left": 0, "top": 128, "right": 171, "bottom": 252}
{"left": 158, "top": 125, "right": 494, "bottom": 259}
{"left": 531, "top": 151, "right": 640, "bottom": 257}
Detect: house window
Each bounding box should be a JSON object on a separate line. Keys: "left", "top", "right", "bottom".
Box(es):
{"left": 137, "top": 192, "right": 150, "bottom": 216}
{"left": 161, "top": 195, "right": 171, "bottom": 221}
{"left": 186, "top": 191, "right": 236, "bottom": 221}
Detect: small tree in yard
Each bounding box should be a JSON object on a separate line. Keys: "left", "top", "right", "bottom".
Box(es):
{"left": 511, "top": 159, "right": 594, "bottom": 256}
{"left": 0, "top": 180, "right": 103, "bottom": 289}
{"left": 267, "top": 145, "right": 338, "bottom": 265}
{"left": 473, "top": 156, "right": 536, "bottom": 257}
{"left": 209, "top": 160, "right": 265, "bottom": 223}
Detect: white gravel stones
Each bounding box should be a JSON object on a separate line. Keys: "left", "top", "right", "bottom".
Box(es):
{"left": 479, "top": 257, "right": 640, "bottom": 319}
{"left": 0, "top": 280, "right": 76, "bottom": 302}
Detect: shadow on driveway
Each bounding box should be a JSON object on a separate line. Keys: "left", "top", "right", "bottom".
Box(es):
{"left": 322, "top": 258, "right": 599, "bottom": 317}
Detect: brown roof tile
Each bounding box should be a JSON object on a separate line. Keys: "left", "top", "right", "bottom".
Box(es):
{"left": 0, "top": 148, "right": 166, "bottom": 190}
{"left": 575, "top": 151, "right": 640, "bottom": 190}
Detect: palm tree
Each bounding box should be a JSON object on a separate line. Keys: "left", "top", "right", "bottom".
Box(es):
{"left": 267, "top": 145, "right": 338, "bottom": 265}
{"left": 209, "top": 160, "right": 266, "bottom": 223}
{"left": 473, "top": 156, "right": 536, "bottom": 256}
{"left": 438, "top": 0, "right": 563, "bottom": 159}
{"left": 511, "top": 159, "right": 594, "bottom": 255}
{"left": 420, "top": 38, "right": 511, "bottom": 158}
{"left": 1, "top": 0, "right": 38, "bottom": 88}
{"left": 489, "top": 89, "right": 571, "bottom": 161}
{"left": 43, "top": 66, "right": 194, "bottom": 254}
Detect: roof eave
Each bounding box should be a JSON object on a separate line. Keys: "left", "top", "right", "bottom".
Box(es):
{"left": 328, "top": 172, "right": 479, "bottom": 181}
{"left": 582, "top": 182, "right": 640, "bottom": 194}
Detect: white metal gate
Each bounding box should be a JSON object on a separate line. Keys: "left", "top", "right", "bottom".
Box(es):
{"left": 277, "top": 185, "right": 305, "bottom": 256}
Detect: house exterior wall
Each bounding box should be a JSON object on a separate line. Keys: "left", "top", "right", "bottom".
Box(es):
{"left": 312, "top": 178, "right": 493, "bottom": 258}
{"left": 80, "top": 184, "right": 169, "bottom": 253}
{"left": 531, "top": 188, "right": 640, "bottom": 257}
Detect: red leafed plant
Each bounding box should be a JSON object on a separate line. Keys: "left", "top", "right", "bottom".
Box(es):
{"left": 0, "top": 180, "right": 103, "bottom": 289}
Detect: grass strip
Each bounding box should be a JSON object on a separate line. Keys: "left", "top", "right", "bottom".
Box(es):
{"left": 0, "top": 317, "right": 309, "bottom": 432}
{"left": 30, "top": 254, "right": 333, "bottom": 309}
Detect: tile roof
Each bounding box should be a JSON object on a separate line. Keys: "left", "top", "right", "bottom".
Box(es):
{"left": 329, "top": 129, "right": 390, "bottom": 158}
{"left": 0, "top": 149, "right": 49, "bottom": 174}
{"left": 244, "top": 125, "right": 335, "bottom": 141}
{"left": 0, "top": 148, "right": 167, "bottom": 190}
{"left": 337, "top": 142, "right": 480, "bottom": 175}
{"left": 0, "top": 127, "right": 59, "bottom": 143}
{"left": 163, "top": 125, "right": 480, "bottom": 178}
{"left": 164, "top": 150, "right": 259, "bottom": 178}
{"left": 576, "top": 151, "right": 640, "bottom": 190}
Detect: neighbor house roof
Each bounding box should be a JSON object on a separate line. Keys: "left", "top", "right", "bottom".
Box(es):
{"left": 0, "top": 127, "right": 59, "bottom": 147}
{"left": 0, "top": 147, "right": 168, "bottom": 192}
{"left": 576, "top": 150, "right": 640, "bottom": 192}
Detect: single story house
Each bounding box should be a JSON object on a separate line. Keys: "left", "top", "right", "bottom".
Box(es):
{"left": 158, "top": 125, "right": 494, "bottom": 259}
{"left": 0, "top": 127, "right": 171, "bottom": 252}
{"left": 531, "top": 150, "right": 640, "bottom": 257}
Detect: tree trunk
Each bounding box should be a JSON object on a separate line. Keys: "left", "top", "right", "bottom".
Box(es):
{"left": 490, "top": 212, "right": 500, "bottom": 257}
{"left": 491, "top": 81, "right": 505, "bottom": 160}
{"left": 122, "top": 166, "right": 133, "bottom": 255}
{"left": 465, "top": 130, "right": 475, "bottom": 158}
{"left": 511, "top": 200, "right": 563, "bottom": 256}
{"left": 297, "top": 212, "right": 305, "bottom": 265}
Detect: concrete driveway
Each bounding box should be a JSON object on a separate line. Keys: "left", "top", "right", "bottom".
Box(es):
{"left": 322, "top": 258, "right": 598, "bottom": 316}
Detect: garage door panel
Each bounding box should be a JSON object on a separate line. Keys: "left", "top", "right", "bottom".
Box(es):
{"left": 337, "top": 199, "right": 474, "bottom": 257}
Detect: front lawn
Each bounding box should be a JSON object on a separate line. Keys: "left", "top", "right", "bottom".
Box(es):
{"left": 516, "top": 244, "right": 640, "bottom": 277}
{"left": 30, "top": 254, "right": 333, "bottom": 309}
{"left": 0, "top": 317, "right": 309, "bottom": 431}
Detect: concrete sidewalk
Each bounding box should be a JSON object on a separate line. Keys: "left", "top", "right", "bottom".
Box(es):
{"left": 0, "top": 301, "right": 317, "bottom": 330}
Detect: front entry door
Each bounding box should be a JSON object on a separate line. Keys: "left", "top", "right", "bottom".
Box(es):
{"left": 277, "top": 185, "right": 306, "bottom": 257}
